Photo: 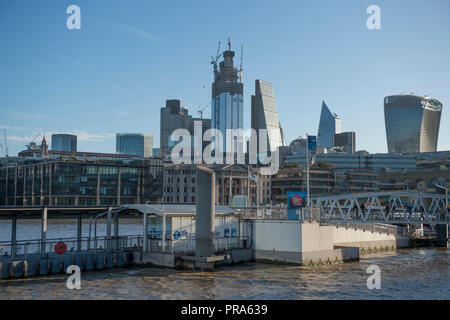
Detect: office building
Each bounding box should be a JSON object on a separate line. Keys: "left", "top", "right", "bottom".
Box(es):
{"left": 160, "top": 99, "right": 211, "bottom": 159}
{"left": 116, "top": 133, "right": 153, "bottom": 158}
{"left": 384, "top": 94, "right": 442, "bottom": 154}
{"left": 189, "top": 117, "right": 212, "bottom": 159}
{"left": 211, "top": 44, "right": 244, "bottom": 154}
{"left": 51, "top": 134, "right": 77, "bottom": 153}
{"left": 317, "top": 101, "right": 341, "bottom": 149}
{"left": 160, "top": 99, "right": 191, "bottom": 157}
{"left": 0, "top": 158, "right": 163, "bottom": 206}
{"left": 333, "top": 132, "right": 356, "bottom": 153}
{"left": 271, "top": 164, "right": 335, "bottom": 203}
{"left": 251, "top": 80, "right": 284, "bottom": 157}
{"left": 163, "top": 163, "right": 269, "bottom": 207}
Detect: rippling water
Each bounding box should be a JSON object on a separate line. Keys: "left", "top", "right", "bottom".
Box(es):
{"left": 0, "top": 221, "right": 449, "bottom": 300}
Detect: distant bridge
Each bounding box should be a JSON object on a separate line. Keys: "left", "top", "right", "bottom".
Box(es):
{"left": 310, "top": 192, "right": 450, "bottom": 225}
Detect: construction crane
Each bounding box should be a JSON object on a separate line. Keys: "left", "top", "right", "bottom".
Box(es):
{"left": 26, "top": 132, "right": 42, "bottom": 150}
{"left": 198, "top": 102, "right": 211, "bottom": 119}
{"left": 30, "top": 132, "right": 42, "bottom": 144}
{"left": 210, "top": 41, "right": 222, "bottom": 72}
{"left": 239, "top": 45, "right": 244, "bottom": 83}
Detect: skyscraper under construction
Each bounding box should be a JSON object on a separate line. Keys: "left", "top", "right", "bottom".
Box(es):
{"left": 211, "top": 39, "right": 244, "bottom": 155}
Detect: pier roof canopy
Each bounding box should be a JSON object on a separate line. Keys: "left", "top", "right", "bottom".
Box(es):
{"left": 119, "top": 204, "right": 240, "bottom": 218}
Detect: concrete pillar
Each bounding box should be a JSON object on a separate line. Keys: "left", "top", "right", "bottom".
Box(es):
{"left": 106, "top": 207, "right": 112, "bottom": 251}
{"left": 143, "top": 213, "right": 148, "bottom": 252}
{"left": 77, "top": 215, "right": 82, "bottom": 251}
{"left": 11, "top": 215, "right": 17, "bottom": 258}
{"left": 41, "top": 207, "right": 47, "bottom": 253}
{"left": 195, "top": 166, "right": 215, "bottom": 257}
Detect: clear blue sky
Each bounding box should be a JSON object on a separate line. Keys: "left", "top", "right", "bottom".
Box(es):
{"left": 1, "top": 0, "right": 449, "bottom": 156}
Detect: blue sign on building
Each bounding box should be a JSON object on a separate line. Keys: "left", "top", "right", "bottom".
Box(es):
{"left": 173, "top": 230, "right": 181, "bottom": 240}
{"left": 287, "top": 191, "right": 307, "bottom": 220}
{"left": 287, "top": 191, "right": 307, "bottom": 209}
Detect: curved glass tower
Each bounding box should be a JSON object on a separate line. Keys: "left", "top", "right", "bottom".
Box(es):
{"left": 251, "top": 80, "right": 284, "bottom": 155}
{"left": 317, "top": 101, "right": 341, "bottom": 149}
{"left": 384, "top": 95, "right": 442, "bottom": 154}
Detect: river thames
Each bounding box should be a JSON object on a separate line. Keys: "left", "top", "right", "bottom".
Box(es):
{"left": 0, "top": 220, "right": 449, "bottom": 300}
{"left": 0, "top": 248, "right": 448, "bottom": 300}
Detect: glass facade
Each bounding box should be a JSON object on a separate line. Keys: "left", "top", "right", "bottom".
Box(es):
{"left": 116, "top": 133, "right": 153, "bottom": 158}
{"left": 0, "top": 158, "right": 163, "bottom": 206}
{"left": 251, "top": 80, "right": 283, "bottom": 155}
{"left": 384, "top": 95, "right": 442, "bottom": 154}
{"left": 212, "top": 92, "right": 243, "bottom": 152}
{"left": 317, "top": 101, "right": 341, "bottom": 149}
{"left": 51, "top": 134, "right": 77, "bottom": 152}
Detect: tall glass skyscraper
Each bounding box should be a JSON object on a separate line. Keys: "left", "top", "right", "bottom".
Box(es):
{"left": 384, "top": 95, "right": 442, "bottom": 154}
{"left": 317, "top": 101, "right": 341, "bottom": 149}
{"left": 116, "top": 133, "right": 153, "bottom": 158}
{"left": 211, "top": 48, "right": 243, "bottom": 154}
{"left": 251, "top": 80, "right": 284, "bottom": 155}
{"left": 51, "top": 134, "right": 77, "bottom": 152}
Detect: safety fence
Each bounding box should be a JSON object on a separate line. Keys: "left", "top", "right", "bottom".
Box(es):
{"left": 0, "top": 234, "right": 250, "bottom": 261}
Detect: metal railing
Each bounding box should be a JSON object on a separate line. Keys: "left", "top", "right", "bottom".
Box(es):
{"left": 243, "top": 208, "right": 287, "bottom": 220}
{"left": 0, "top": 234, "right": 143, "bottom": 260}
{"left": 300, "top": 208, "right": 321, "bottom": 222}
{"left": 0, "top": 235, "right": 251, "bottom": 260}
{"left": 321, "top": 220, "right": 405, "bottom": 236}
{"left": 165, "top": 236, "right": 250, "bottom": 254}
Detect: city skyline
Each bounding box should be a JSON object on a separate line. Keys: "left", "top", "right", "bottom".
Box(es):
{"left": 1, "top": 0, "right": 449, "bottom": 157}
